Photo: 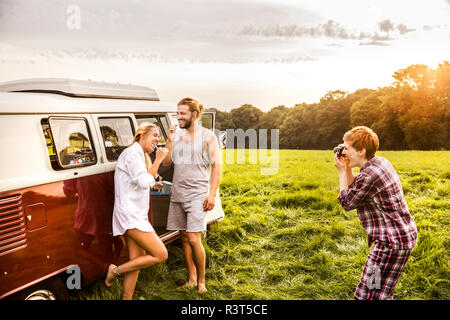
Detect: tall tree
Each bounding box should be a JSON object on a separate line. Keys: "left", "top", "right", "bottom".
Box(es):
{"left": 208, "top": 108, "right": 234, "bottom": 130}
{"left": 393, "top": 64, "right": 448, "bottom": 149}
{"left": 230, "top": 104, "right": 263, "bottom": 131}
{"left": 208, "top": 61, "right": 449, "bottom": 150}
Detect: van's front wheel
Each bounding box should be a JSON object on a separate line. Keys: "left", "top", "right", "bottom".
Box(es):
{"left": 18, "top": 277, "right": 68, "bottom": 300}
{"left": 24, "top": 289, "right": 56, "bottom": 300}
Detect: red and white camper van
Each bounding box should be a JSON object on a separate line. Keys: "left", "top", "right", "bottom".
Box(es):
{"left": 0, "top": 78, "right": 224, "bottom": 299}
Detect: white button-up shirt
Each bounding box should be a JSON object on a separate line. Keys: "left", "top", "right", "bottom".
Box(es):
{"left": 112, "top": 142, "right": 155, "bottom": 236}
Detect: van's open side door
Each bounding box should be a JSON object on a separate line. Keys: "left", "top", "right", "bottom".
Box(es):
{"left": 199, "top": 111, "right": 215, "bottom": 131}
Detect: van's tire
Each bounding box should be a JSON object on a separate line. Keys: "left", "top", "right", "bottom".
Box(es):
{"left": 15, "top": 277, "right": 69, "bottom": 300}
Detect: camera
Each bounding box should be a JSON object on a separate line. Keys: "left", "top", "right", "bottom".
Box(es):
{"left": 333, "top": 143, "right": 345, "bottom": 158}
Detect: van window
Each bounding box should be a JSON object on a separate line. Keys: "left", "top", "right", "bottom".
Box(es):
{"left": 199, "top": 113, "right": 214, "bottom": 130}
{"left": 168, "top": 113, "right": 177, "bottom": 125}
{"left": 98, "top": 117, "right": 134, "bottom": 161}
{"left": 135, "top": 115, "right": 168, "bottom": 145}
{"left": 41, "top": 119, "right": 60, "bottom": 170}
{"left": 47, "top": 117, "right": 97, "bottom": 169}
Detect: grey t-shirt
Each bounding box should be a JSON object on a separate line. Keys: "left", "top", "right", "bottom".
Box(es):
{"left": 170, "top": 128, "right": 215, "bottom": 202}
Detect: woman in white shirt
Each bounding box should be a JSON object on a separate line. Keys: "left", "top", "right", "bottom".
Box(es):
{"left": 105, "top": 122, "right": 169, "bottom": 300}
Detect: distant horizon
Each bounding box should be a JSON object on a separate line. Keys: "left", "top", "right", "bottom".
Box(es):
{"left": 1, "top": 0, "right": 449, "bottom": 111}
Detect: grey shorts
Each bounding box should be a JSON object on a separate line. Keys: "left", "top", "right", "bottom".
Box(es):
{"left": 166, "top": 198, "right": 207, "bottom": 233}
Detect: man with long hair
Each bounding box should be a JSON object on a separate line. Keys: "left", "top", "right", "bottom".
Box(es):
{"left": 163, "top": 97, "right": 222, "bottom": 293}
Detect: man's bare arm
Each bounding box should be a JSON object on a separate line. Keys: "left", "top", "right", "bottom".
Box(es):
{"left": 208, "top": 133, "right": 221, "bottom": 196}
{"left": 203, "top": 133, "right": 221, "bottom": 211}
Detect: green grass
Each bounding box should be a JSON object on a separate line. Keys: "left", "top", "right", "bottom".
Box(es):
{"left": 73, "top": 150, "right": 450, "bottom": 300}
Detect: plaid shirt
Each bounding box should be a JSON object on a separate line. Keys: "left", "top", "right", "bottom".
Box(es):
{"left": 338, "top": 156, "right": 417, "bottom": 250}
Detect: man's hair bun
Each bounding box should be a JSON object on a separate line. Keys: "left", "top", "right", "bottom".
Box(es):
{"left": 178, "top": 97, "right": 204, "bottom": 120}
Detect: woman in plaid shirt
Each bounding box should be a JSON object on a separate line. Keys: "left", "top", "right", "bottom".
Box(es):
{"left": 334, "top": 126, "right": 417, "bottom": 300}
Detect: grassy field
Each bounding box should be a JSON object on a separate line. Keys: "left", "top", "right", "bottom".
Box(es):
{"left": 73, "top": 150, "right": 449, "bottom": 300}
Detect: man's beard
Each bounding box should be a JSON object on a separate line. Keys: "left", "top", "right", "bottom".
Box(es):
{"left": 179, "top": 116, "right": 193, "bottom": 129}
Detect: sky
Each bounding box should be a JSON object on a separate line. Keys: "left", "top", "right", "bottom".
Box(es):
{"left": 0, "top": 0, "right": 449, "bottom": 111}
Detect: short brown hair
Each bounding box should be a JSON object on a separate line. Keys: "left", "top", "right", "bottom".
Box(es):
{"left": 178, "top": 97, "right": 204, "bottom": 120}
{"left": 343, "top": 126, "right": 379, "bottom": 159}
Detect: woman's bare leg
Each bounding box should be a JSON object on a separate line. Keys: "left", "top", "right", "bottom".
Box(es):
{"left": 105, "top": 229, "right": 168, "bottom": 299}
{"left": 122, "top": 235, "right": 145, "bottom": 300}
{"left": 118, "top": 229, "right": 168, "bottom": 274}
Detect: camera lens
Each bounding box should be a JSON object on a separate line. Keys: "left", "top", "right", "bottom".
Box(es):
{"left": 333, "top": 144, "right": 344, "bottom": 157}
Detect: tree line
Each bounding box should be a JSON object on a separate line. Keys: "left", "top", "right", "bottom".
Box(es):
{"left": 210, "top": 61, "right": 449, "bottom": 150}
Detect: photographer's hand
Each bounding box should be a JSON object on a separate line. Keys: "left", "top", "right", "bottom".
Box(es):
{"left": 335, "top": 154, "right": 350, "bottom": 192}
{"left": 334, "top": 153, "right": 347, "bottom": 173}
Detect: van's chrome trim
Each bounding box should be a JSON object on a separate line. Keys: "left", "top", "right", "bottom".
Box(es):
{"left": 159, "top": 230, "right": 180, "bottom": 244}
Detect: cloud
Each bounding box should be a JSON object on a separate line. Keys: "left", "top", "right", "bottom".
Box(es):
{"left": 0, "top": 0, "right": 425, "bottom": 67}
{"left": 1, "top": 45, "right": 319, "bottom": 65}
{"left": 0, "top": 0, "right": 318, "bottom": 43}
{"left": 254, "top": 56, "right": 318, "bottom": 63}
{"left": 423, "top": 25, "right": 442, "bottom": 31}
{"left": 378, "top": 19, "right": 395, "bottom": 32}
{"left": 377, "top": 19, "right": 415, "bottom": 35}
{"left": 371, "top": 33, "right": 395, "bottom": 41}
{"left": 359, "top": 41, "right": 390, "bottom": 47}
{"left": 396, "top": 23, "right": 415, "bottom": 34}
{"left": 239, "top": 20, "right": 361, "bottom": 40}
{"left": 0, "top": 0, "right": 324, "bottom": 64}
{"left": 238, "top": 19, "right": 414, "bottom": 43}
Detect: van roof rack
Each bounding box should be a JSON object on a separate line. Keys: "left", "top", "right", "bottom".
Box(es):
{"left": 0, "top": 78, "right": 160, "bottom": 101}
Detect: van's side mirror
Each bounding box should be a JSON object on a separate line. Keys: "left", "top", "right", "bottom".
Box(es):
{"left": 217, "top": 130, "right": 227, "bottom": 149}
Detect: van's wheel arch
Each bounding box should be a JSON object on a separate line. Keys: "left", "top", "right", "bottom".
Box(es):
{"left": 16, "top": 277, "right": 69, "bottom": 300}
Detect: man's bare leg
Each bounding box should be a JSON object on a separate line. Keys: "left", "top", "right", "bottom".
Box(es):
{"left": 187, "top": 232, "right": 207, "bottom": 292}
{"left": 179, "top": 230, "right": 197, "bottom": 288}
